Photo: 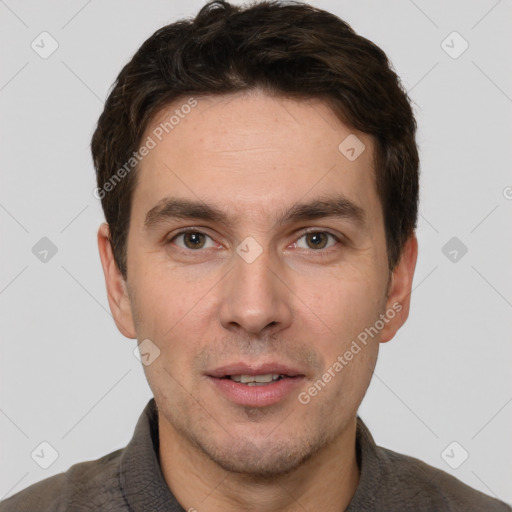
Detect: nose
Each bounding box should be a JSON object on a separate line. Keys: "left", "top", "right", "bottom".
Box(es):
{"left": 218, "top": 247, "right": 293, "bottom": 336}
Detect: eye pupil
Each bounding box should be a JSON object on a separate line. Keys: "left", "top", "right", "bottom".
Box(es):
{"left": 307, "top": 232, "right": 327, "bottom": 249}
{"left": 184, "top": 232, "right": 205, "bottom": 249}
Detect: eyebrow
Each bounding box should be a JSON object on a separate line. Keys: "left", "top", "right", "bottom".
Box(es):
{"left": 144, "top": 194, "right": 365, "bottom": 231}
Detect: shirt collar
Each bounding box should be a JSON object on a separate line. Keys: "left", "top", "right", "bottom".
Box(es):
{"left": 119, "top": 398, "right": 184, "bottom": 511}
{"left": 345, "top": 415, "right": 385, "bottom": 510}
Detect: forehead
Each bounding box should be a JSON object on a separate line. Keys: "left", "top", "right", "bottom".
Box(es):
{"left": 133, "top": 90, "right": 380, "bottom": 228}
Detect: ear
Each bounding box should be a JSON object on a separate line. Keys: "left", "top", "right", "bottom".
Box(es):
{"left": 379, "top": 234, "right": 418, "bottom": 343}
{"left": 97, "top": 222, "right": 137, "bottom": 339}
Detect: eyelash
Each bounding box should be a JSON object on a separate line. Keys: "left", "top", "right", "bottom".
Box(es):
{"left": 166, "top": 228, "right": 343, "bottom": 256}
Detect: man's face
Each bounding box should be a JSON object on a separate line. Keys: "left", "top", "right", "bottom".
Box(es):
{"left": 106, "top": 90, "right": 412, "bottom": 476}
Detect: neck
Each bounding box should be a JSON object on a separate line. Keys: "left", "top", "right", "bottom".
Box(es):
{"left": 158, "top": 416, "right": 360, "bottom": 512}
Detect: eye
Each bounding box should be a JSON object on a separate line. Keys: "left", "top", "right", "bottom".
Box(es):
{"left": 167, "top": 229, "right": 341, "bottom": 253}
{"left": 294, "top": 231, "right": 340, "bottom": 251}
{"left": 170, "top": 230, "right": 217, "bottom": 250}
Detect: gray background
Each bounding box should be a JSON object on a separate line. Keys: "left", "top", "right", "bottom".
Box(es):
{"left": 1, "top": 0, "right": 511, "bottom": 504}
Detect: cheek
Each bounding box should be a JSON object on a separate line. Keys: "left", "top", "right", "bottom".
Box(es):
{"left": 130, "top": 258, "right": 202, "bottom": 332}
{"left": 128, "top": 286, "right": 203, "bottom": 387}
{"left": 334, "top": 343, "right": 379, "bottom": 413}
{"left": 300, "top": 266, "right": 386, "bottom": 342}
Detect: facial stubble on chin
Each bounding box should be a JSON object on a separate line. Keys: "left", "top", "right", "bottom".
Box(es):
{"left": 162, "top": 396, "right": 341, "bottom": 480}
{"left": 157, "top": 366, "right": 331, "bottom": 478}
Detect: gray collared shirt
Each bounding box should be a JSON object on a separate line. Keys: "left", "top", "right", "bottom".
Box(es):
{"left": 1, "top": 398, "right": 509, "bottom": 511}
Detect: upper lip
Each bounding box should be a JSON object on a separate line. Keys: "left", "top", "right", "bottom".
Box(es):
{"left": 207, "top": 362, "right": 305, "bottom": 378}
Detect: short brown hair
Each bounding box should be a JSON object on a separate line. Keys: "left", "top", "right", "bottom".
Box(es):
{"left": 91, "top": 0, "right": 419, "bottom": 280}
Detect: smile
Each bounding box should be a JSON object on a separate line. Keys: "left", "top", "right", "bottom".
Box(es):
{"left": 207, "top": 364, "right": 306, "bottom": 407}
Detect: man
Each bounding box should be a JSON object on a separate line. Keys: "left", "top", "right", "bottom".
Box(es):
{"left": 1, "top": 1, "right": 509, "bottom": 511}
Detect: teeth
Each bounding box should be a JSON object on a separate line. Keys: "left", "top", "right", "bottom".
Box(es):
{"left": 230, "top": 374, "right": 282, "bottom": 384}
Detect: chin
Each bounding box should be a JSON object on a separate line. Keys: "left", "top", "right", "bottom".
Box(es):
{"left": 191, "top": 428, "right": 331, "bottom": 479}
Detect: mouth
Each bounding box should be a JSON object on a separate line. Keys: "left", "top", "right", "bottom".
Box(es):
{"left": 225, "top": 373, "right": 287, "bottom": 386}
{"left": 206, "top": 363, "right": 305, "bottom": 407}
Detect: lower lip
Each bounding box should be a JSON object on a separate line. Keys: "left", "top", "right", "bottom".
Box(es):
{"left": 208, "top": 376, "right": 304, "bottom": 407}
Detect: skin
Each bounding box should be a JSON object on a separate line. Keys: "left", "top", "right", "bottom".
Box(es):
{"left": 98, "top": 89, "right": 417, "bottom": 511}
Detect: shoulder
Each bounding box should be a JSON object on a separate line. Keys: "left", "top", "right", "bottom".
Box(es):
{"left": 0, "top": 448, "right": 126, "bottom": 512}
{"left": 379, "top": 445, "right": 511, "bottom": 511}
